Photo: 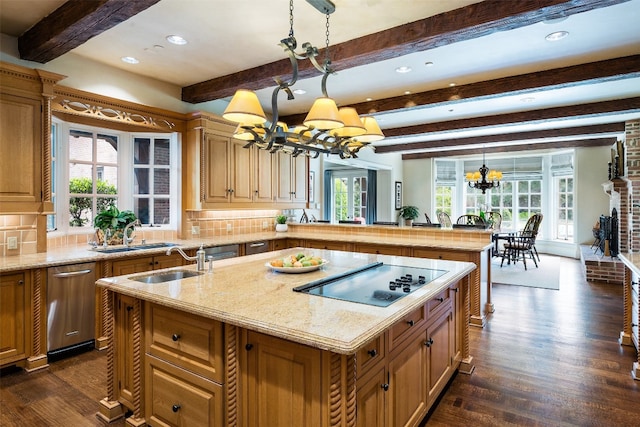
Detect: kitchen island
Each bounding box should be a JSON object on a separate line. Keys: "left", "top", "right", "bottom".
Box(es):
{"left": 96, "top": 248, "right": 476, "bottom": 426}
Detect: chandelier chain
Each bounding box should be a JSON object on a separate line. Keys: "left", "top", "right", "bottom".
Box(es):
{"left": 324, "top": 13, "right": 331, "bottom": 68}
{"left": 289, "top": 0, "right": 295, "bottom": 38}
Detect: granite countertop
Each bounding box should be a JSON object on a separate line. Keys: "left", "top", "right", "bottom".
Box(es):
{"left": 617, "top": 252, "right": 640, "bottom": 274}
{"left": 97, "top": 248, "right": 476, "bottom": 355}
{"left": 0, "top": 228, "right": 492, "bottom": 273}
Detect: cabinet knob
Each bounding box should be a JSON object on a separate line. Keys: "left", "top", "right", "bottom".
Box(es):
{"left": 436, "top": 297, "right": 444, "bottom": 302}
{"left": 406, "top": 320, "right": 414, "bottom": 327}
{"left": 632, "top": 323, "right": 638, "bottom": 328}
{"left": 149, "top": 262, "right": 154, "bottom": 266}
{"left": 245, "top": 343, "right": 254, "bottom": 351}
{"left": 632, "top": 281, "right": 638, "bottom": 286}
{"left": 381, "top": 383, "right": 389, "bottom": 391}
{"left": 452, "top": 287, "right": 459, "bottom": 293}
{"left": 126, "top": 306, "right": 133, "bottom": 312}
{"left": 172, "top": 334, "right": 180, "bottom": 342}
{"left": 424, "top": 338, "right": 434, "bottom": 347}
{"left": 367, "top": 349, "right": 377, "bottom": 358}
{"left": 18, "top": 280, "right": 24, "bottom": 285}
{"left": 172, "top": 404, "right": 181, "bottom": 413}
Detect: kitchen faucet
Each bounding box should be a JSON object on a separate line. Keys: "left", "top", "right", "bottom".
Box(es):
{"left": 123, "top": 219, "right": 141, "bottom": 247}
{"left": 166, "top": 244, "right": 207, "bottom": 271}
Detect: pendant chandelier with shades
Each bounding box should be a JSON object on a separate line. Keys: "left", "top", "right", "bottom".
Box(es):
{"left": 222, "top": 0, "right": 385, "bottom": 159}
{"left": 465, "top": 151, "right": 503, "bottom": 194}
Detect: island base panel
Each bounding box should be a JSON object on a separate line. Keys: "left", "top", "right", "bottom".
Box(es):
{"left": 24, "top": 354, "right": 48, "bottom": 372}
{"left": 634, "top": 362, "right": 640, "bottom": 381}
{"left": 97, "top": 398, "right": 125, "bottom": 424}
{"left": 459, "top": 356, "right": 475, "bottom": 375}
{"left": 619, "top": 331, "right": 633, "bottom": 346}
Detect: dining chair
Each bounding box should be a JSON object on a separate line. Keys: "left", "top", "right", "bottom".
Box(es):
{"left": 456, "top": 214, "right": 485, "bottom": 226}
{"left": 500, "top": 213, "right": 543, "bottom": 270}
{"left": 437, "top": 211, "right": 452, "bottom": 228}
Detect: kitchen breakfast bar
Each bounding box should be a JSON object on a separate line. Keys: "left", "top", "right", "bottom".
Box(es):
{"left": 96, "top": 248, "right": 476, "bottom": 427}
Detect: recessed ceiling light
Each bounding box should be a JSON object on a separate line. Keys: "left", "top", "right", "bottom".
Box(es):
{"left": 395, "top": 66, "right": 412, "bottom": 74}
{"left": 449, "top": 82, "right": 456, "bottom": 87}
{"left": 404, "top": 91, "right": 411, "bottom": 95}
{"left": 545, "top": 31, "right": 569, "bottom": 41}
{"left": 365, "top": 97, "right": 373, "bottom": 102}
{"left": 166, "top": 35, "right": 188, "bottom": 45}
{"left": 121, "top": 56, "right": 139, "bottom": 64}
{"left": 293, "top": 89, "right": 306, "bottom": 95}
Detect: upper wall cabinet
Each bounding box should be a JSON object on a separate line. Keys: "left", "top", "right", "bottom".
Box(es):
{"left": 0, "top": 62, "right": 65, "bottom": 213}
{"left": 185, "top": 113, "right": 307, "bottom": 209}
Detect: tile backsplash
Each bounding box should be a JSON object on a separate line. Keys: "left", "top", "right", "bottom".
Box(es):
{"left": 0, "top": 214, "right": 38, "bottom": 257}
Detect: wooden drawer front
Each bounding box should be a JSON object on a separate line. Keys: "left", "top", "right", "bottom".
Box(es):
{"left": 388, "top": 305, "right": 426, "bottom": 353}
{"left": 146, "top": 356, "right": 224, "bottom": 427}
{"left": 356, "top": 335, "right": 385, "bottom": 375}
{"left": 427, "top": 288, "right": 452, "bottom": 317}
{"left": 412, "top": 248, "right": 470, "bottom": 262}
{"left": 305, "top": 239, "right": 350, "bottom": 251}
{"left": 354, "top": 243, "right": 406, "bottom": 256}
{"left": 146, "top": 304, "right": 224, "bottom": 383}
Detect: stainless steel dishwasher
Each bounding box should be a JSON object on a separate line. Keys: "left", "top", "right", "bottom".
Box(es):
{"left": 47, "top": 262, "right": 96, "bottom": 357}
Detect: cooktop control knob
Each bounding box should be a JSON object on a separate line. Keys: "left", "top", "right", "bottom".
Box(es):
{"left": 418, "top": 275, "right": 426, "bottom": 284}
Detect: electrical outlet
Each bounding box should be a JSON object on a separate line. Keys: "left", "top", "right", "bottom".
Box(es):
{"left": 7, "top": 236, "right": 18, "bottom": 250}
{"left": 262, "top": 221, "right": 268, "bottom": 229}
{"left": 226, "top": 223, "right": 232, "bottom": 232}
{"left": 191, "top": 225, "right": 200, "bottom": 235}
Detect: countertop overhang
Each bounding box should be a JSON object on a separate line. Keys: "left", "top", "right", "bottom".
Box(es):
{"left": 97, "top": 248, "right": 475, "bottom": 355}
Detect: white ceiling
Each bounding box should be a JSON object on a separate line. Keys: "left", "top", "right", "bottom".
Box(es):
{"left": 1, "top": 0, "right": 639, "bottom": 154}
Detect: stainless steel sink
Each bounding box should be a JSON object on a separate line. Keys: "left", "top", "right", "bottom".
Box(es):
{"left": 92, "top": 242, "right": 177, "bottom": 254}
{"left": 129, "top": 270, "right": 203, "bottom": 284}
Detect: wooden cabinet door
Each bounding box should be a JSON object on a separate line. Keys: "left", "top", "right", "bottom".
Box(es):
{"left": 387, "top": 331, "right": 428, "bottom": 427}
{"left": 254, "top": 147, "right": 274, "bottom": 202}
{"left": 426, "top": 308, "right": 455, "bottom": 406}
{"left": 204, "top": 133, "right": 231, "bottom": 203}
{"left": 356, "top": 365, "right": 387, "bottom": 427}
{"left": 0, "top": 272, "right": 28, "bottom": 366}
{"left": 112, "top": 256, "right": 155, "bottom": 276}
{"left": 354, "top": 243, "right": 407, "bottom": 256}
{"left": 230, "top": 139, "right": 253, "bottom": 203}
{"left": 291, "top": 154, "right": 308, "bottom": 203}
{"left": 244, "top": 331, "right": 322, "bottom": 427}
{"left": 153, "top": 253, "right": 185, "bottom": 270}
{"left": 0, "top": 94, "right": 41, "bottom": 205}
{"left": 115, "top": 294, "right": 136, "bottom": 411}
{"left": 275, "top": 151, "right": 293, "bottom": 202}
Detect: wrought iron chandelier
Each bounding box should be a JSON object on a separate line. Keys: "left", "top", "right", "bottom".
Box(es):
{"left": 222, "top": 0, "right": 384, "bottom": 159}
{"left": 465, "top": 152, "right": 503, "bottom": 194}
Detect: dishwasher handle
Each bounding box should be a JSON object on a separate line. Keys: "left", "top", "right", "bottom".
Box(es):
{"left": 52, "top": 269, "right": 93, "bottom": 278}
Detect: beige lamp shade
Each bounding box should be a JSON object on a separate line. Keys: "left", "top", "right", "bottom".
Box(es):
{"left": 303, "top": 97, "right": 343, "bottom": 130}
{"left": 357, "top": 116, "right": 385, "bottom": 142}
{"left": 223, "top": 89, "right": 267, "bottom": 124}
{"left": 232, "top": 124, "right": 266, "bottom": 140}
{"left": 333, "top": 107, "right": 366, "bottom": 137}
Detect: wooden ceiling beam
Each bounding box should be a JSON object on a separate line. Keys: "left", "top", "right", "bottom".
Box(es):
{"left": 18, "top": 0, "right": 161, "bottom": 63}
{"left": 281, "top": 56, "right": 640, "bottom": 126}
{"left": 375, "top": 123, "right": 625, "bottom": 154}
{"left": 376, "top": 97, "right": 640, "bottom": 141}
{"left": 400, "top": 137, "right": 617, "bottom": 159}
{"left": 182, "top": 0, "right": 627, "bottom": 103}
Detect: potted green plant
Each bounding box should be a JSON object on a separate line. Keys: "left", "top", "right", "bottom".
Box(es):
{"left": 398, "top": 205, "right": 419, "bottom": 226}
{"left": 93, "top": 206, "right": 137, "bottom": 245}
{"left": 275, "top": 214, "right": 288, "bottom": 232}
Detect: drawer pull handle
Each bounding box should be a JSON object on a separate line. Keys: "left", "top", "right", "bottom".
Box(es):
{"left": 172, "top": 334, "right": 180, "bottom": 342}
{"left": 172, "top": 404, "right": 181, "bottom": 413}
{"left": 424, "top": 338, "right": 434, "bottom": 347}
{"left": 367, "top": 349, "right": 377, "bottom": 358}
{"left": 245, "top": 343, "right": 254, "bottom": 351}
{"left": 436, "top": 297, "right": 444, "bottom": 302}
{"left": 406, "top": 320, "right": 414, "bottom": 327}
{"left": 452, "top": 288, "right": 459, "bottom": 293}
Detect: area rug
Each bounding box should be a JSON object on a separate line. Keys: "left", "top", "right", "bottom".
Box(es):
{"left": 491, "top": 254, "right": 561, "bottom": 290}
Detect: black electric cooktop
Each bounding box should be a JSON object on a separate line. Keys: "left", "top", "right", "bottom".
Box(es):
{"left": 293, "top": 262, "right": 447, "bottom": 307}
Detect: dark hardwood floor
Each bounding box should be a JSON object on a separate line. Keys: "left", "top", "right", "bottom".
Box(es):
{"left": 1, "top": 255, "right": 638, "bottom": 426}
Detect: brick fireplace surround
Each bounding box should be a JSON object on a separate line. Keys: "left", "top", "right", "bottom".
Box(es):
{"left": 582, "top": 120, "right": 640, "bottom": 284}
